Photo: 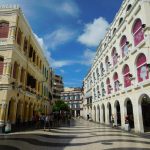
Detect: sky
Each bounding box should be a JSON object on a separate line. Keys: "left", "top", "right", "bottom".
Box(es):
{"left": 0, "top": 0, "right": 123, "bottom": 87}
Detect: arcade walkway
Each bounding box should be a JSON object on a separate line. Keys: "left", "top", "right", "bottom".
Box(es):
{"left": 0, "top": 118, "right": 150, "bottom": 150}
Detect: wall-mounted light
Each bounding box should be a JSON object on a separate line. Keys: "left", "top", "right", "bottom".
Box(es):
{"left": 142, "top": 24, "right": 146, "bottom": 28}
{"left": 116, "top": 53, "right": 120, "bottom": 58}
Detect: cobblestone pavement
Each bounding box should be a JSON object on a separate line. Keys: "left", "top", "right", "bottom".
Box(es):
{"left": 0, "top": 118, "right": 150, "bottom": 150}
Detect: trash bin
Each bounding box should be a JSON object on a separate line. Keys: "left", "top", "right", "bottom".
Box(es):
{"left": 5, "top": 121, "right": 11, "bottom": 133}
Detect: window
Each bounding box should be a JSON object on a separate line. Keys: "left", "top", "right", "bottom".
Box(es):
{"left": 126, "top": 4, "right": 132, "bottom": 12}
{"left": 0, "top": 22, "right": 9, "bottom": 38}
{"left": 113, "top": 28, "right": 116, "bottom": 35}
{"left": 100, "top": 63, "right": 104, "bottom": 76}
{"left": 106, "top": 78, "right": 111, "bottom": 94}
{"left": 13, "top": 62, "right": 19, "bottom": 79}
{"left": 105, "top": 56, "right": 110, "bottom": 71}
{"left": 97, "top": 85, "right": 100, "bottom": 98}
{"left": 119, "top": 18, "right": 123, "bottom": 26}
{"left": 20, "top": 68, "right": 25, "bottom": 83}
{"left": 101, "top": 82, "right": 105, "bottom": 96}
{"left": 136, "top": 54, "right": 149, "bottom": 82}
{"left": 112, "top": 47, "right": 118, "bottom": 66}
{"left": 120, "top": 35, "right": 128, "bottom": 57}
{"left": 0, "top": 57, "right": 4, "bottom": 75}
{"left": 113, "top": 72, "right": 119, "bottom": 92}
{"left": 23, "top": 38, "right": 28, "bottom": 53}
{"left": 123, "top": 65, "right": 131, "bottom": 87}
{"left": 96, "top": 68, "right": 99, "bottom": 79}
{"left": 17, "top": 28, "right": 22, "bottom": 46}
{"left": 132, "top": 19, "right": 144, "bottom": 46}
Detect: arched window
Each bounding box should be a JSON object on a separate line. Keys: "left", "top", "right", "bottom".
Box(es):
{"left": 100, "top": 63, "right": 104, "bottom": 76}
{"left": 132, "top": 19, "right": 144, "bottom": 46}
{"left": 0, "top": 57, "right": 4, "bottom": 75}
{"left": 120, "top": 35, "right": 128, "bottom": 57}
{"left": 105, "top": 56, "right": 110, "bottom": 71}
{"left": 126, "top": 4, "right": 132, "bottom": 12}
{"left": 112, "top": 47, "right": 117, "bottom": 66}
{"left": 119, "top": 18, "right": 123, "bottom": 26}
{"left": 106, "top": 78, "right": 111, "bottom": 94}
{"left": 113, "top": 28, "right": 116, "bottom": 35}
{"left": 17, "top": 28, "right": 22, "bottom": 46}
{"left": 23, "top": 37, "right": 28, "bottom": 53}
{"left": 136, "top": 54, "right": 149, "bottom": 82}
{"left": 96, "top": 68, "right": 99, "bottom": 79}
{"left": 0, "top": 22, "right": 9, "bottom": 38}
{"left": 13, "top": 62, "right": 19, "bottom": 79}
{"left": 113, "top": 72, "right": 119, "bottom": 92}
{"left": 101, "top": 82, "right": 105, "bottom": 96}
{"left": 123, "top": 65, "right": 131, "bottom": 87}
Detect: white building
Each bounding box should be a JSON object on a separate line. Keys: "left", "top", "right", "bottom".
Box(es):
{"left": 83, "top": 0, "right": 150, "bottom": 133}
{"left": 61, "top": 88, "right": 83, "bottom": 117}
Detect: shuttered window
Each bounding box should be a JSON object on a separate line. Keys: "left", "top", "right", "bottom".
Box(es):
{"left": 0, "top": 22, "right": 9, "bottom": 38}
{"left": 0, "top": 57, "right": 4, "bottom": 75}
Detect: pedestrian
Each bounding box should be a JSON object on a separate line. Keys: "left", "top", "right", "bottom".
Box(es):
{"left": 111, "top": 114, "right": 115, "bottom": 128}
{"left": 44, "top": 115, "right": 50, "bottom": 131}
{"left": 125, "top": 115, "right": 130, "bottom": 131}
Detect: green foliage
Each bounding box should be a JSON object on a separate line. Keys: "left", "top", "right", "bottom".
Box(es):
{"left": 52, "top": 100, "right": 70, "bottom": 112}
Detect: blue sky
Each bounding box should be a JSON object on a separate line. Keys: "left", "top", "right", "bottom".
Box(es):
{"left": 0, "top": 0, "right": 123, "bottom": 87}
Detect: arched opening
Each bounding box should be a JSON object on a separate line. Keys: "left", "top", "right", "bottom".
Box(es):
{"left": 141, "top": 95, "right": 150, "bottom": 132}
{"left": 126, "top": 4, "right": 132, "bottom": 12}
{"left": 115, "top": 101, "right": 121, "bottom": 126}
{"left": 113, "top": 28, "right": 116, "bottom": 35}
{"left": 107, "top": 103, "right": 112, "bottom": 123}
{"left": 120, "top": 35, "right": 128, "bottom": 57}
{"left": 0, "top": 21, "right": 9, "bottom": 38}
{"left": 119, "top": 18, "right": 123, "bottom": 26}
{"left": 106, "top": 78, "right": 111, "bottom": 94}
{"left": 111, "top": 47, "right": 117, "bottom": 66}
{"left": 105, "top": 56, "right": 109, "bottom": 72}
{"left": 16, "top": 101, "right": 22, "bottom": 124}
{"left": 7, "top": 99, "right": 15, "bottom": 123}
{"left": 132, "top": 18, "right": 144, "bottom": 46}
{"left": 136, "top": 53, "right": 149, "bottom": 83}
{"left": 102, "top": 104, "right": 105, "bottom": 123}
{"left": 123, "top": 64, "right": 131, "bottom": 88}
{"left": 126, "top": 99, "right": 134, "bottom": 128}
{"left": 113, "top": 72, "right": 119, "bottom": 92}
{"left": 100, "top": 63, "right": 104, "bottom": 76}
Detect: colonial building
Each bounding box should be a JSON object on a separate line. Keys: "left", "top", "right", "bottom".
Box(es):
{"left": 83, "top": 0, "right": 150, "bottom": 133}
{"left": 0, "top": 5, "right": 52, "bottom": 127}
{"left": 52, "top": 74, "right": 64, "bottom": 102}
{"left": 61, "top": 87, "right": 83, "bottom": 117}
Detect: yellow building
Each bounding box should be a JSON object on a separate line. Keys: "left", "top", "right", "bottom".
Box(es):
{"left": 0, "top": 5, "right": 52, "bottom": 127}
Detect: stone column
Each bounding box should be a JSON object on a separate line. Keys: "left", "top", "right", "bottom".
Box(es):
{"left": 25, "top": 104, "right": 29, "bottom": 122}
{"left": 133, "top": 99, "right": 144, "bottom": 133}
{"left": 0, "top": 101, "right": 7, "bottom": 126}
{"left": 105, "top": 105, "right": 110, "bottom": 125}
{"left": 6, "top": 62, "right": 12, "bottom": 77}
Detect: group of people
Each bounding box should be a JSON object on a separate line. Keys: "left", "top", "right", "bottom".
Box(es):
{"left": 111, "top": 114, "right": 134, "bottom": 131}
{"left": 31, "top": 113, "right": 72, "bottom": 130}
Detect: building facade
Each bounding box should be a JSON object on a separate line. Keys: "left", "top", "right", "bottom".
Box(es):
{"left": 83, "top": 0, "right": 150, "bottom": 133}
{"left": 52, "top": 74, "right": 64, "bottom": 102}
{"left": 61, "top": 87, "right": 83, "bottom": 117}
{"left": 0, "top": 6, "right": 52, "bottom": 127}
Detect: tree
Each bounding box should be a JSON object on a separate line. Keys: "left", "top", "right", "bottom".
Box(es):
{"left": 52, "top": 100, "right": 70, "bottom": 112}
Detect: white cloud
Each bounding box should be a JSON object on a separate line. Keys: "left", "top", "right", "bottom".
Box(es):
{"left": 51, "top": 60, "right": 76, "bottom": 68}
{"left": 44, "top": 28, "right": 76, "bottom": 49}
{"left": 78, "top": 17, "right": 109, "bottom": 47}
{"left": 80, "top": 49, "right": 96, "bottom": 65}
{"left": 34, "top": 33, "right": 45, "bottom": 50}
